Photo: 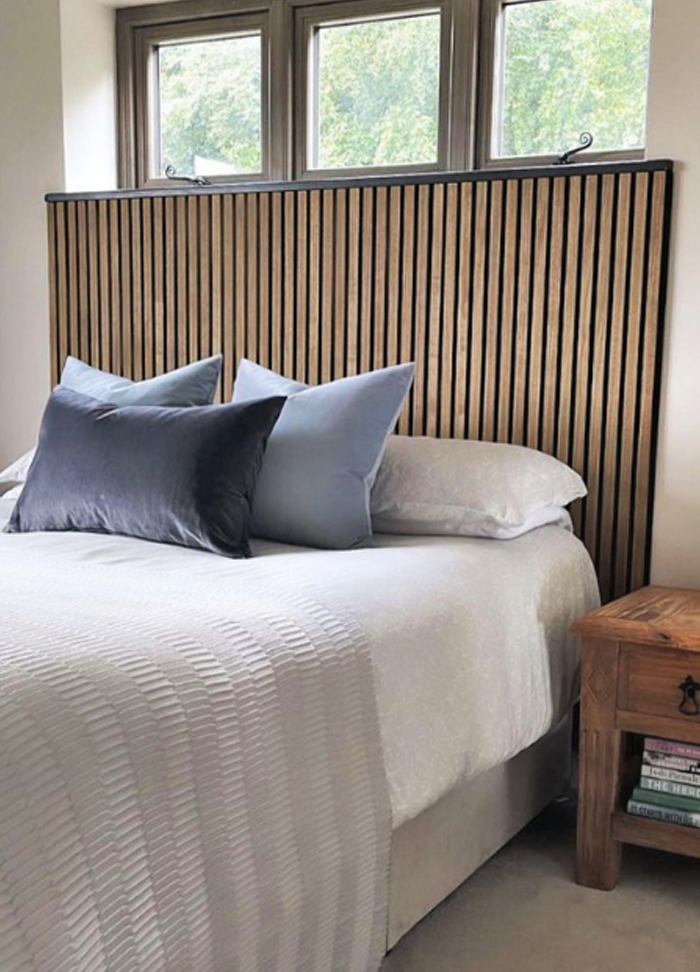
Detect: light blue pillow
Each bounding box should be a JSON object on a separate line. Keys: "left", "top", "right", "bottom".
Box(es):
{"left": 60, "top": 355, "right": 223, "bottom": 406}
{"left": 232, "top": 359, "right": 415, "bottom": 548}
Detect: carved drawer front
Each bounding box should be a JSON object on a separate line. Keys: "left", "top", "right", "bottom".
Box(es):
{"left": 618, "top": 644, "right": 700, "bottom": 721}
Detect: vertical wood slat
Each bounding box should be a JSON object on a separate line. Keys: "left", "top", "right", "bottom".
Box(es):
{"left": 615, "top": 173, "right": 649, "bottom": 598}
{"left": 333, "top": 189, "right": 348, "bottom": 380}
{"left": 175, "top": 196, "right": 187, "bottom": 368}
{"left": 386, "top": 186, "right": 402, "bottom": 372}
{"left": 270, "top": 192, "right": 283, "bottom": 376}
{"left": 222, "top": 195, "right": 235, "bottom": 397}
{"left": 469, "top": 182, "right": 487, "bottom": 441}
{"left": 483, "top": 180, "right": 502, "bottom": 443}
{"left": 512, "top": 179, "right": 534, "bottom": 447}
{"left": 497, "top": 180, "right": 518, "bottom": 444}
{"left": 426, "top": 183, "right": 445, "bottom": 438}
{"left": 440, "top": 183, "right": 458, "bottom": 438}
{"left": 557, "top": 177, "right": 582, "bottom": 467}
{"left": 398, "top": 185, "right": 416, "bottom": 434}
{"left": 321, "top": 189, "right": 334, "bottom": 383}
{"left": 453, "top": 182, "right": 473, "bottom": 441}
{"left": 360, "top": 187, "right": 375, "bottom": 378}
{"left": 585, "top": 174, "right": 616, "bottom": 570}
{"left": 599, "top": 174, "right": 632, "bottom": 599}
{"left": 258, "top": 193, "right": 270, "bottom": 373}
{"left": 307, "top": 190, "right": 321, "bottom": 384}
{"left": 45, "top": 165, "right": 673, "bottom": 603}
{"left": 86, "top": 202, "right": 100, "bottom": 371}
{"left": 152, "top": 197, "right": 165, "bottom": 377}
{"left": 283, "top": 192, "right": 296, "bottom": 381}
{"left": 47, "top": 204, "right": 59, "bottom": 385}
{"left": 346, "top": 187, "right": 361, "bottom": 379}
{"left": 131, "top": 198, "right": 143, "bottom": 380}
{"left": 98, "top": 200, "right": 111, "bottom": 373}
{"left": 199, "top": 195, "right": 211, "bottom": 363}
{"left": 77, "top": 202, "right": 89, "bottom": 364}
{"left": 246, "top": 194, "right": 258, "bottom": 368}
{"left": 142, "top": 198, "right": 153, "bottom": 378}
{"left": 542, "top": 177, "right": 566, "bottom": 458}
{"left": 631, "top": 171, "right": 668, "bottom": 593}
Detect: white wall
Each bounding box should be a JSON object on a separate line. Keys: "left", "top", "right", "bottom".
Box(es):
{"left": 60, "top": 0, "right": 117, "bottom": 191}
{"left": 646, "top": 0, "right": 700, "bottom": 587}
{"left": 0, "top": 0, "right": 65, "bottom": 468}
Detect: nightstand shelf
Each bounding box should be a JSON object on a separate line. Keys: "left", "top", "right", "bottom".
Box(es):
{"left": 572, "top": 586, "right": 700, "bottom": 889}
{"left": 612, "top": 811, "right": 700, "bottom": 861}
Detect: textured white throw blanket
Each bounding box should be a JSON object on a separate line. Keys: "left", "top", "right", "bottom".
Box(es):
{"left": 0, "top": 541, "right": 390, "bottom": 972}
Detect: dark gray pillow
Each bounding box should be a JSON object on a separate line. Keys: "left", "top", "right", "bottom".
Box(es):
{"left": 6, "top": 387, "right": 285, "bottom": 558}
{"left": 60, "top": 355, "right": 223, "bottom": 406}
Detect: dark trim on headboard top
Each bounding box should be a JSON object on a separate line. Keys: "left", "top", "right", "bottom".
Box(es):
{"left": 46, "top": 159, "right": 674, "bottom": 203}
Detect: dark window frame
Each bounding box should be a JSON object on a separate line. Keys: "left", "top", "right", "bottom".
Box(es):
{"left": 117, "top": 0, "right": 649, "bottom": 189}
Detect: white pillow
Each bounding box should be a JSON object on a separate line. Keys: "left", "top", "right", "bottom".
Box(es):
{"left": 0, "top": 449, "right": 35, "bottom": 492}
{"left": 370, "top": 436, "right": 586, "bottom": 540}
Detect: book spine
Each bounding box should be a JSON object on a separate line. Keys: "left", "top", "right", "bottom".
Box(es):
{"left": 642, "top": 764, "right": 700, "bottom": 786}
{"left": 642, "top": 751, "right": 700, "bottom": 774}
{"left": 627, "top": 799, "right": 700, "bottom": 829}
{"left": 632, "top": 786, "right": 700, "bottom": 813}
{"left": 644, "top": 736, "right": 700, "bottom": 761}
{"left": 639, "top": 775, "right": 700, "bottom": 800}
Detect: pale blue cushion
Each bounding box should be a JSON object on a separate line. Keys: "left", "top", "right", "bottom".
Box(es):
{"left": 60, "top": 355, "right": 222, "bottom": 406}
{"left": 232, "top": 359, "right": 415, "bottom": 548}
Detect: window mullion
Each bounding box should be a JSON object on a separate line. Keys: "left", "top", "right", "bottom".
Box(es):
{"left": 269, "top": 0, "right": 294, "bottom": 181}
{"left": 447, "top": 0, "right": 480, "bottom": 170}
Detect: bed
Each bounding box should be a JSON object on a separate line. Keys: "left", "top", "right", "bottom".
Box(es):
{"left": 0, "top": 493, "right": 598, "bottom": 967}
{"left": 0, "top": 160, "right": 672, "bottom": 971}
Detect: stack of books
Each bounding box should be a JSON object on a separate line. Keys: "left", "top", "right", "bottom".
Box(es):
{"left": 627, "top": 736, "right": 700, "bottom": 828}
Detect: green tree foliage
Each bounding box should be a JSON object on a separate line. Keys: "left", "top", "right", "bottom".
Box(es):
{"left": 159, "top": 34, "right": 262, "bottom": 176}
{"left": 316, "top": 13, "right": 440, "bottom": 169}
{"left": 156, "top": 1, "right": 652, "bottom": 175}
{"left": 500, "top": 0, "right": 652, "bottom": 158}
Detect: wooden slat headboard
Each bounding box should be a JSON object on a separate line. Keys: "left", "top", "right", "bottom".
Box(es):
{"left": 46, "top": 160, "right": 673, "bottom": 603}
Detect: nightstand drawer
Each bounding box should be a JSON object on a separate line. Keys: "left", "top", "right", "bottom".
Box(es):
{"left": 618, "top": 644, "right": 700, "bottom": 721}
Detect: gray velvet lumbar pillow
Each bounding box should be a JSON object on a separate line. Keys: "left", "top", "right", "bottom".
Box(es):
{"left": 232, "top": 359, "right": 415, "bottom": 548}
{"left": 6, "top": 387, "right": 286, "bottom": 558}
{"left": 60, "top": 354, "right": 223, "bottom": 406}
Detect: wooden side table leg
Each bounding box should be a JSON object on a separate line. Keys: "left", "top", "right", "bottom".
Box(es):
{"left": 576, "top": 637, "right": 622, "bottom": 890}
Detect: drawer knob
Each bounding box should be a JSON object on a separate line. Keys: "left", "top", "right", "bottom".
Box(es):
{"left": 678, "top": 675, "right": 700, "bottom": 716}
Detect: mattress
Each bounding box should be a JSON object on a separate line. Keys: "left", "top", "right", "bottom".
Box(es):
{"left": 0, "top": 496, "right": 599, "bottom": 828}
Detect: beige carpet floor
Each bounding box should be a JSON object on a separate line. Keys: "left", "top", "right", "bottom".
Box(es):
{"left": 382, "top": 796, "right": 699, "bottom": 972}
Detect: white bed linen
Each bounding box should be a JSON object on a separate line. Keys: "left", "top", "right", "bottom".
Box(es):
{"left": 0, "top": 497, "right": 599, "bottom": 829}
{"left": 0, "top": 497, "right": 390, "bottom": 972}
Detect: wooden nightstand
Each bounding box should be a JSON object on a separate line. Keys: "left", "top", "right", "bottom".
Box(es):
{"left": 572, "top": 586, "right": 700, "bottom": 890}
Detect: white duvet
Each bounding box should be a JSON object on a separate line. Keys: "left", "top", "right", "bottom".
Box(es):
{"left": 0, "top": 497, "right": 599, "bottom": 830}
{"left": 0, "top": 498, "right": 392, "bottom": 972}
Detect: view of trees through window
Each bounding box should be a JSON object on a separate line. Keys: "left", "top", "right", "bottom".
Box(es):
{"left": 498, "top": 0, "right": 653, "bottom": 158}
{"left": 314, "top": 12, "right": 441, "bottom": 170}
{"left": 152, "top": 0, "right": 653, "bottom": 180}
{"left": 159, "top": 33, "right": 262, "bottom": 177}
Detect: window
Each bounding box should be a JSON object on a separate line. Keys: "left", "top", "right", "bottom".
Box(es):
{"left": 126, "top": 12, "right": 269, "bottom": 185}
{"left": 158, "top": 32, "right": 263, "bottom": 178}
{"left": 304, "top": 8, "right": 443, "bottom": 172}
{"left": 117, "top": 0, "right": 654, "bottom": 187}
{"left": 295, "top": 0, "right": 456, "bottom": 177}
{"left": 485, "top": 0, "right": 653, "bottom": 164}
